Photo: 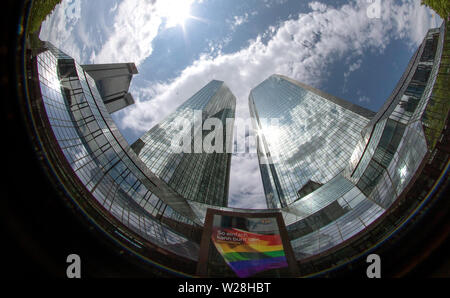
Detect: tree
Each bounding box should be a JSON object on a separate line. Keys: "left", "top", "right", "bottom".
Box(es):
{"left": 27, "top": 0, "right": 62, "bottom": 34}
{"left": 421, "top": 0, "right": 450, "bottom": 19}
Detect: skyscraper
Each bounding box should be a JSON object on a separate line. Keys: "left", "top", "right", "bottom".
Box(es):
{"left": 82, "top": 62, "right": 138, "bottom": 114}
{"left": 22, "top": 20, "right": 449, "bottom": 277}
{"left": 28, "top": 41, "right": 202, "bottom": 265}
{"left": 132, "top": 80, "right": 236, "bottom": 207}
{"left": 249, "top": 75, "right": 375, "bottom": 208}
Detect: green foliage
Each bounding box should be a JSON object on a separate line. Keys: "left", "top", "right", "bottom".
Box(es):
{"left": 421, "top": 0, "right": 450, "bottom": 19}
{"left": 423, "top": 22, "right": 450, "bottom": 150}
{"left": 27, "top": 0, "right": 62, "bottom": 34}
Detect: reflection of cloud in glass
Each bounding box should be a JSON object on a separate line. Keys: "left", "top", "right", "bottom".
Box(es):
{"left": 251, "top": 75, "right": 372, "bottom": 205}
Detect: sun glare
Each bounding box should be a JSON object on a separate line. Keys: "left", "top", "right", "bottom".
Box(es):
{"left": 158, "top": 0, "right": 194, "bottom": 29}
{"left": 258, "top": 125, "right": 282, "bottom": 144}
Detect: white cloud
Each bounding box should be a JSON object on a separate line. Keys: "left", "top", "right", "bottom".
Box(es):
{"left": 109, "top": 2, "right": 118, "bottom": 14}
{"left": 93, "top": 0, "right": 196, "bottom": 65}
{"left": 228, "top": 154, "right": 266, "bottom": 209}
{"left": 229, "top": 13, "right": 249, "bottom": 30}
{"left": 358, "top": 95, "right": 371, "bottom": 103}
{"left": 309, "top": 1, "right": 327, "bottom": 12}
{"left": 40, "top": 0, "right": 200, "bottom": 66}
{"left": 92, "top": 0, "right": 161, "bottom": 65}
{"left": 116, "top": 0, "right": 438, "bottom": 208}
{"left": 263, "top": 0, "right": 289, "bottom": 9}
{"left": 344, "top": 58, "right": 363, "bottom": 79}
{"left": 120, "top": 0, "right": 438, "bottom": 132}
{"left": 39, "top": 0, "right": 83, "bottom": 62}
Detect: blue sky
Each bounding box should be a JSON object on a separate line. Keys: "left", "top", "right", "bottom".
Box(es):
{"left": 40, "top": 0, "right": 441, "bottom": 209}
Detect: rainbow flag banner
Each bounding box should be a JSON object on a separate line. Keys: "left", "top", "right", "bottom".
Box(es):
{"left": 211, "top": 227, "right": 288, "bottom": 277}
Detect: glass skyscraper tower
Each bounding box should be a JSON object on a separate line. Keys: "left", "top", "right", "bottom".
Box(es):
{"left": 249, "top": 75, "right": 375, "bottom": 208}
{"left": 132, "top": 80, "right": 236, "bottom": 207}
{"left": 23, "top": 16, "right": 449, "bottom": 277}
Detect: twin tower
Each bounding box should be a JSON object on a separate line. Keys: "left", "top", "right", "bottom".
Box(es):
{"left": 129, "top": 75, "right": 374, "bottom": 209}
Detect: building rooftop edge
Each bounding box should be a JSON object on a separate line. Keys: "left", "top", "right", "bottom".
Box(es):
{"left": 251, "top": 74, "right": 376, "bottom": 120}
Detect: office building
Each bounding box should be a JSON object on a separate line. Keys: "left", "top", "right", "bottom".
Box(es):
{"left": 27, "top": 42, "right": 203, "bottom": 270}
{"left": 132, "top": 80, "right": 236, "bottom": 207}
{"left": 249, "top": 75, "right": 375, "bottom": 208}
{"left": 274, "top": 24, "right": 449, "bottom": 262}
{"left": 22, "top": 20, "right": 449, "bottom": 277}
{"left": 82, "top": 62, "right": 138, "bottom": 113}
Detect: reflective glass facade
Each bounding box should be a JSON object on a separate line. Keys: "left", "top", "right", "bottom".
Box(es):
{"left": 132, "top": 81, "right": 236, "bottom": 207}
{"left": 344, "top": 26, "right": 444, "bottom": 206}
{"left": 35, "top": 42, "right": 201, "bottom": 260}
{"left": 28, "top": 20, "right": 448, "bottom": 276}
{"left": 249, "top": 75, "right": 374, "bottom": 208}
{"left": 246, "top": 22, "right": 447, "bottom": 260}
{"left": 82, "top": 63, "right": 138, "bottom": 114}
{"left": 283, "top": 23, "right": 448, "bottom": 259}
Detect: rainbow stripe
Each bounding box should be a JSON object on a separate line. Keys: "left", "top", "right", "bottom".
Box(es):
{"left": 211, "top": 228, "right": 288, "bottom": 277}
